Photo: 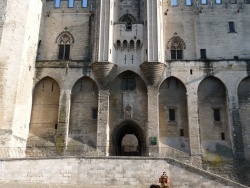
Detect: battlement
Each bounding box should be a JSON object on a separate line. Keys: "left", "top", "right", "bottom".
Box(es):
{"left": 45, "top": 0, "right": 94, "bottom": 13}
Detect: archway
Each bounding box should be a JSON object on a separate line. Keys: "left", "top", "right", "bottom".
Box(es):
{"left": 198, "top": 76, "right": 232, "bottom": 160}
{"left": 68, "top": 77, "right": 98, "bottom": 150}
{"left": 111, "top": 120, "right": 146, "bottom": 156}
{"left": 159, "top": 77, "right": 190, "bottom": 153}
{"left": 28, "top": 77, "right": 60, "bottom": 147}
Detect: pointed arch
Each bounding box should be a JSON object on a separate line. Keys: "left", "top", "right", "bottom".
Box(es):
{"left": 198, "top": 76, "right": 232, "bottom": 160}
{"left": 159, "top": 76, "right": 190, "bottom": 153}
{"left": 28, "top": 77, "right": 60, "bottom": 147}
{"left": 68, "top": 77, "right": 98, "bottom": 148}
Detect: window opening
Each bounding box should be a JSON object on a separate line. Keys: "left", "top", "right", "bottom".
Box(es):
{"left": 170, "top": 40, "right": 183, "bottom": 60}
{"left": 200, "top": 49, "right": 207, "bottom": 59}
{"left": 68, "top": 0, "right": 74, "bottom": 7}
{"left": 122, "top": 75, "right": 136, "bottom": 91}
{"left": 92, "top": 108, "right": 98, "bottom": 119}
{"left": 245, "top": 0, "right": 250, "bottom": 4}
{"left": 82, "top": 0, "right": 88, "bottom": 7}
{"left": 169, "top": 109, "right": 176, "bottom": 121}
{"left": 190, "top": 69, "right": 193, "bottom": 75}
{"left": 221, "top": 133, "right": 225, "bottom": 140}
{"left": 186, "top": 0, "right": 192, "bottom": 5}
{"left": 201, "top": 0, "right": 207, "bottom": 4}
{"left": 215, "top": 0, "right": 222, "bottom": 4}
{"left": 214, "top": 109, "right": 220, "bottom": 121}
{"left": 180, "top": 129, "right": 184, "bottom": 136}
{"left": 172, "top": 0, "right": 178, "bottom": 6}
{"left": 229, "top": 22, "right": 235, "bottom": 33}
{"left": 55, "top": 0, "right": 61, "bottom": 8}
{"left": 58, "top": 34, "right": 71, "bottom": 60}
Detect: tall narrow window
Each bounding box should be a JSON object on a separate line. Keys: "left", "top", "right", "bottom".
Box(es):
{"left": 201, "top": 0, "right": 207, "bottom": 4}
{"left": 92, "top": 108, "right": 98, "bottom": 120}
{"left": 186, "top": 0, "right": 192, "bottom": 5}
{"left": 55, "top": 0, "right": 61, "bottom": 8}
{"left": 170, "top": 40, "right": 183, "bottom": 60}
{"left": 58, "top": 34, "right": 71, "bottom": 60}
{"left": 229, "top": 22, "right": 235, "bottom": 33}
{"left": 122, "top": 75, "right": 136, "bottom": 91}
{"left": 82, "top": 0, "right": 88, "bottom": 8}
{"left": 200, "top": 49, "right": 207, "bottom": 59}
{"left": 180, "top": 129, "right": 184, "bottom": 136}
{"left": 68, "top": 0, "right": 74, "bottom": 8}
{"left": 169, "top": 109, "right": 176, "bottom": 121}
{"left": 221, "top": 133, "right": 225, "bottom": 140}
{"left": 172, "top": 0, "right": 178, "bottom": 6}
{"left": 214, "top": 109, "right": 220, "bottom": 121}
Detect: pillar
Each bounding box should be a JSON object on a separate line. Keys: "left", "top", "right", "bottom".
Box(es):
{"left": 97, "top": 90, "right": 110, "bottom": 156}
{"left": 56, "top": 89, "right": 71, "bottom": 153}
{"left": 147, "top": 86, "right": 160, "bottom": 155}
{"left": 186, "top": 87, "right": 202, "bottom": 167}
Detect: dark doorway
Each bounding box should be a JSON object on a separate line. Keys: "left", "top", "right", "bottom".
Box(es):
{"left": 111, "top": 121, "right": 146, "bottom": 156}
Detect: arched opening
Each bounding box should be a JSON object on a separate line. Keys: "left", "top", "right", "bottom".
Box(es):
{"left": 111, "top": 120, "right": 146, "bottom": 156}
{"left": 28, "top": 77, "right": 60, "bottom": 147}
{"left": 130, "top": 40, "right": 134, "bottom": 51}
{"left": 238, "top": 77, "right": 250, "bottom": 159}
{"left": 159, "top": 77, "right": 190, "bottom": 153}
{"left": 136, "top": 40, "right": 141, "bottom": 50}
{"left": 68, "top": 77, "right": 98, "bottom": 152}
{"left": 198, "top": 76, "right": 232, "bottom": 160}
{"left": 117, "top": 40, "right": 121, "bottom": 50}
{"left": 109, "top": 71, "right": 148, "bottom": 156}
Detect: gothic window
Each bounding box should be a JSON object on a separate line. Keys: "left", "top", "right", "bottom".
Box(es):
{"left": 58, "top": 34, "right": 71, "bottom": 60}
{"left": 122, "top": 75, "right": 136, "bottom": 91}
{"left": 119, "top": 14, "right": 136, "bottom": 31}
{"left": 215, "top": 0, "right": 222, "bottom": 4}
{"left": 170, "top": 40, "right": 183, "bottom": 60}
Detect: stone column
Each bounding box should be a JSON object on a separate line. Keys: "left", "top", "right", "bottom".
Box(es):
{"left": 147, "top": 86, "right": 160, "bottom": 156}
{"left": 56, "top": 89, "right": 71, "bottom": 153}
{"left": 186, "top": 87, "right": 202, "bottom": 167}
{"left": 97, "top": 90, "right": 110, "bottom": 156}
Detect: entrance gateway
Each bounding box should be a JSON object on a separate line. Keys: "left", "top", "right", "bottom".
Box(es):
{"left": 111, "top": 120, "right": 146, "bottom": 156}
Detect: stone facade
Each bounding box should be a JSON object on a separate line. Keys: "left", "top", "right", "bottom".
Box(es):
{"left": 0, "top": 0, "right": 250, "bottom": 186}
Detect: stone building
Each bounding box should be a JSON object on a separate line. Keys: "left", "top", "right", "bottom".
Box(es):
{"left": 0, "top": 0, "right": 250, "bottom": 186}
